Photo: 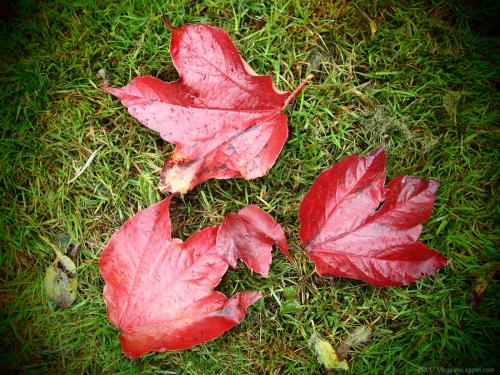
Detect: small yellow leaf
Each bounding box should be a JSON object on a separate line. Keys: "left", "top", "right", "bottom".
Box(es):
{"left": 309, "top": 333, "right": 349, "bottom": 370}
{"left": 368, "top": 18, "right": 377, "bottom": 36}
{"left": 357, "top": 7, "right": 377, "bottom": 37}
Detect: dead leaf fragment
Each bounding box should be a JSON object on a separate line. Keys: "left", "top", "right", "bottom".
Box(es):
{"left": 367, "top": 17, "right": 377, "bottom": 37}
{"left": 309, "top": 333, "right": 349, "bottom": 370}
{"left": 469, "top": 263, "right": 499, "bottom": 311}
{"left": 44, "top": 251, "right": 77, "bottom": 308}
{"left": 336, "top": 325, "right": 373, "bottom": 360}
{"left": 355, "top": 5, "right": 377, "bottom": 37}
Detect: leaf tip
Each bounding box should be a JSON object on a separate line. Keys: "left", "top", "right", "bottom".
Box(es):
{"left": 231, "top": 291, "right": 263, "bottom": 311}
{"left": 437, "top": 251, "right": 450, "bottom": 268}
{"left": 429, "top": 179, "right": 440, "bottom": 193}
{"left": 370, "top": 144, "right": 385, "bottom": 157}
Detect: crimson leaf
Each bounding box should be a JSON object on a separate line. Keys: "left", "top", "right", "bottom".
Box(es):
{"left": 217, "top": 205, "right": 290, "bottom": 277}
{"left": 105, "top": 19, "right": 310, "bottom": 194}
{"left": 298, "top": 146, "right": 448, "bottom": 286}
{"left": 99, "top": 196, "right": 261, "bottom": 357}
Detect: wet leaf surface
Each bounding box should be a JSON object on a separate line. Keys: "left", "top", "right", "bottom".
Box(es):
{"left": 298, "top": 146, "right": 448, "bottom": 286}
{"left": 99, "top": 196, "right": 288, "bottom": 357}
{"left": 217, "top": 204, "right": 289, "bottom": 277}
{"left": 105, "top": 20, "right": 310, "bottom": 194}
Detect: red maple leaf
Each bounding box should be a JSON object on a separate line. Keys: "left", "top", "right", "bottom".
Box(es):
{"left": 99, "top": 196, "right": 288, "bottom": 357}
{"left": 217, "top": 205, "right": 290, "bottom": 277}
{"left": 105, "top": 19, "right": 311, "bottom": 194}
{"left": 298, "top": 146, "right": 448, "bottom": 287}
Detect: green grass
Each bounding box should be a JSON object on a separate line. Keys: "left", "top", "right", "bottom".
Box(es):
{"left": 1, "top": 0, "right": 498, "bottom": 373}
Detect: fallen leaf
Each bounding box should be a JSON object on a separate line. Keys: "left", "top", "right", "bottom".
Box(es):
{"left": 105, "top": 19, "right": 311, "bottom": 194}
{"left": 44, "top": 251, "right": 77, "bottom": 308}
{"left": 298, "top": 146, "right": 448, "bottom": 286}
{"left": 336, "top": 325, "right": 373, "bottom": 360}
{"left": 99, "top": 196, "right": 268, "bottom": 358}
{"left": 468, "top": 262, "right": 499, "bottom": 311}
{"left": 309, "top": 333, "right": 349, "bottom": 370}
{"left": 216, "top": 205, "right": 290, "bottom": 277}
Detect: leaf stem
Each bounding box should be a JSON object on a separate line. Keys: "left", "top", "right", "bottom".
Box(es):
{"left": 162, "top": 16, "right": 174, "bottom": 31}
{"left": 284, "top": 74, "right": 313, "bottom": 108}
